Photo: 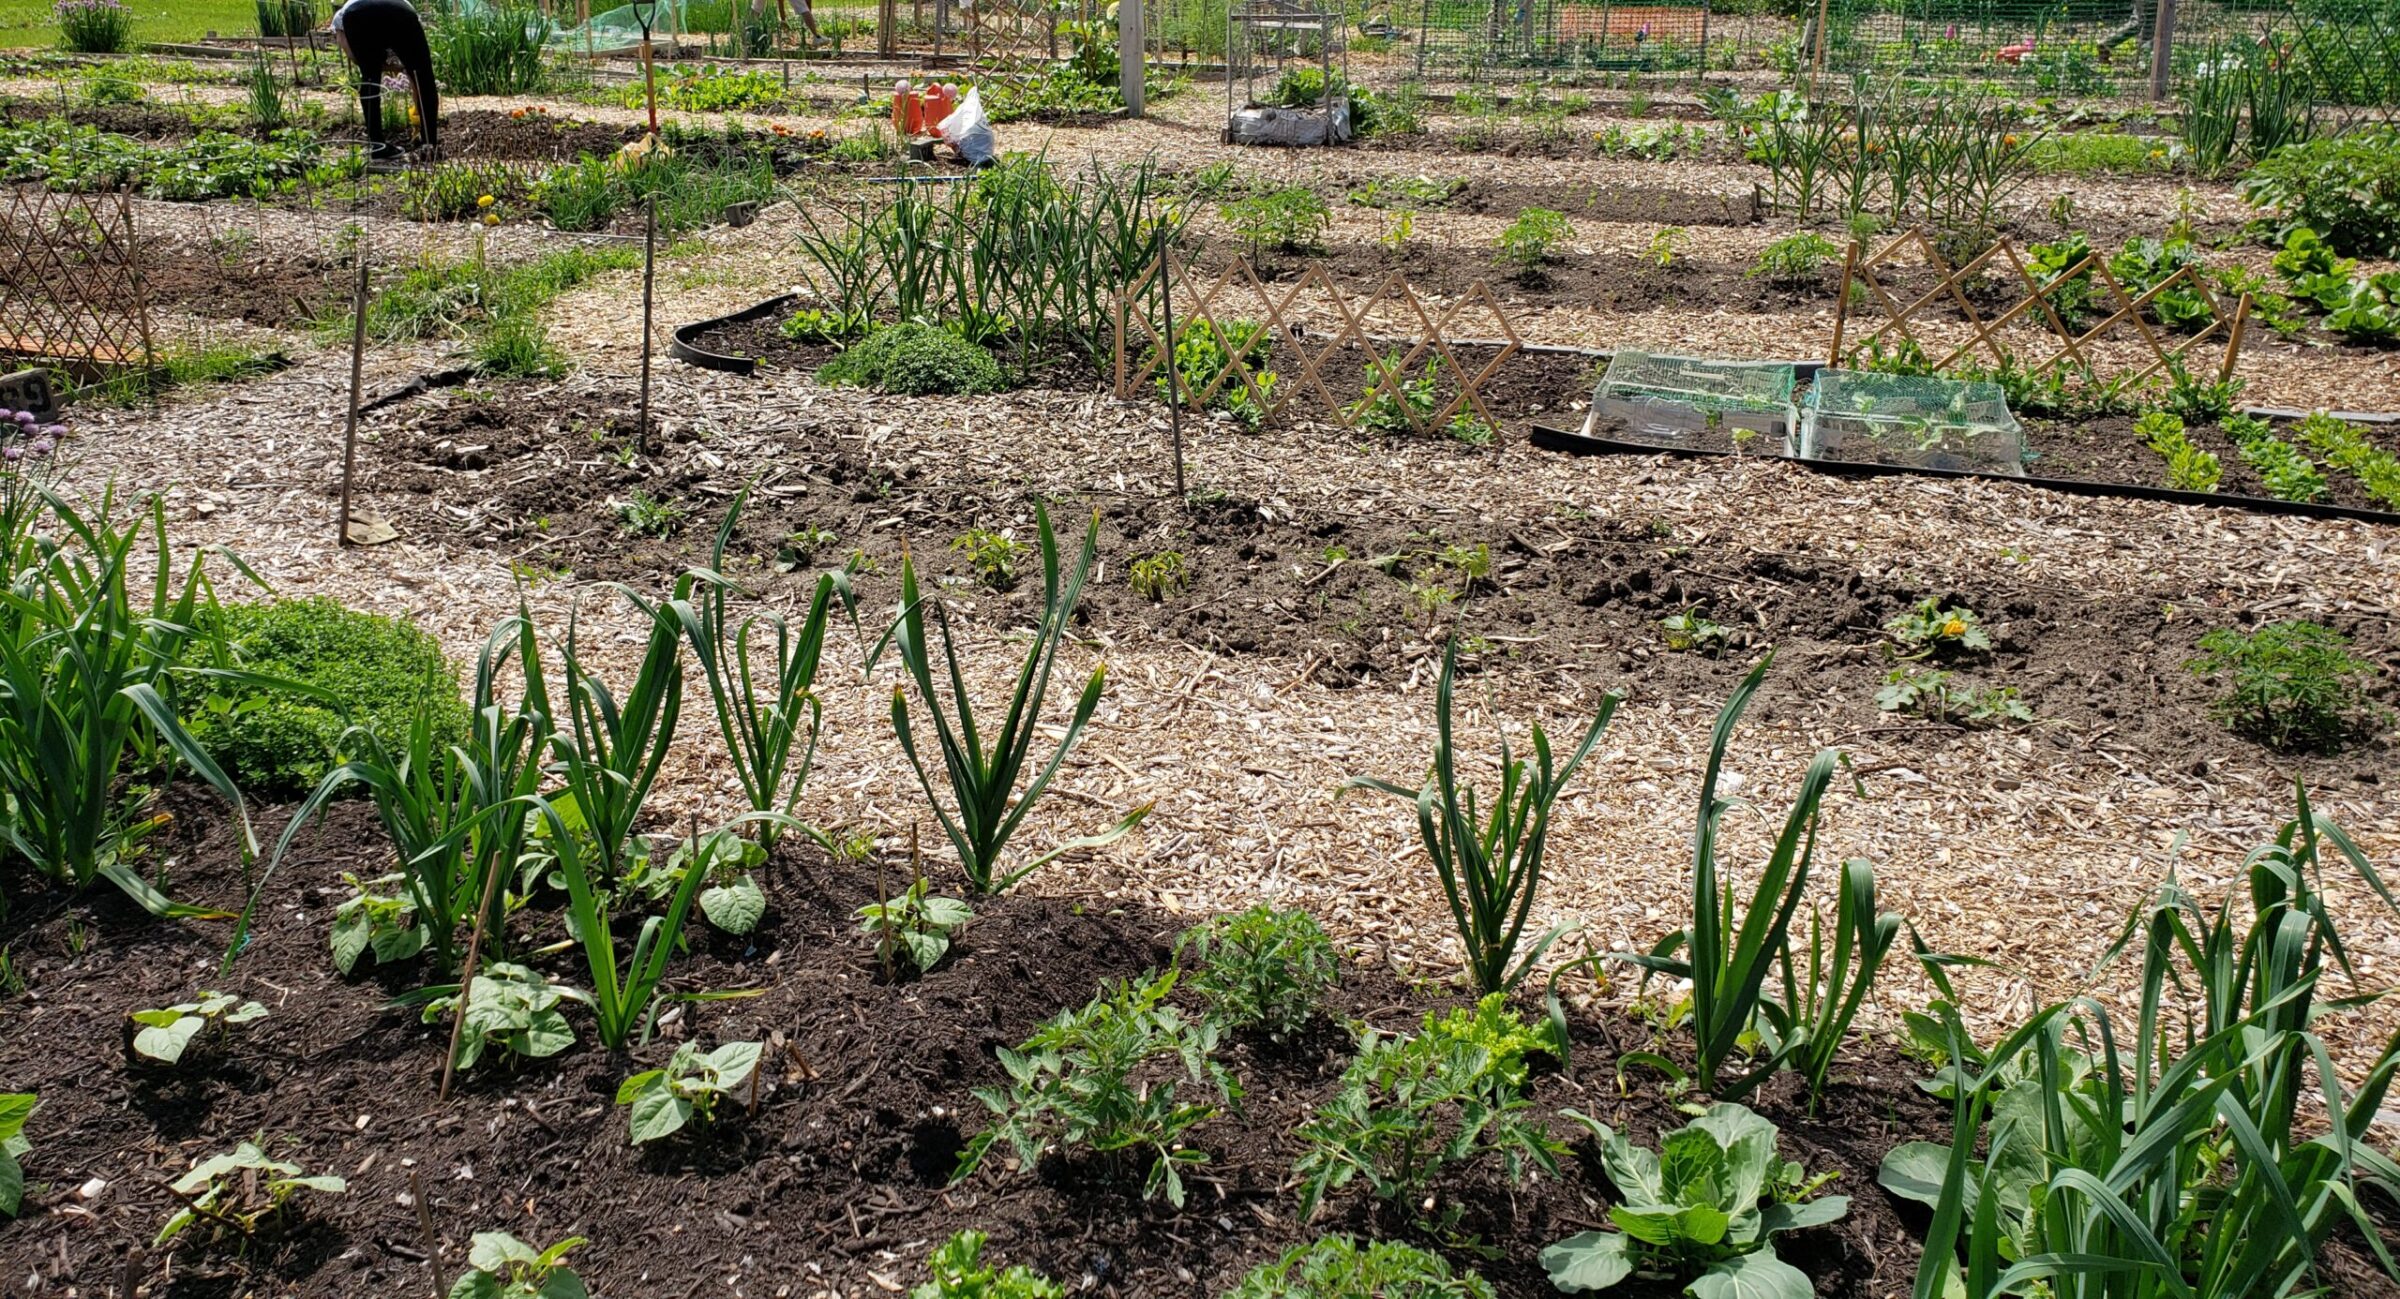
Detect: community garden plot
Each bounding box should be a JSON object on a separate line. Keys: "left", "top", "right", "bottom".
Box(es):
{"left": 2, "top": 11, "right": 2400, "bottom": 1299}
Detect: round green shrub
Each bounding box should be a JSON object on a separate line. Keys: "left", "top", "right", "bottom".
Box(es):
{"left": 817, "top": 323, "right": 1007, "bottom": 396}
{"left": 190, "top": 597, "right": 468, "bottom": 800}
{"left": 2240, "top": 129, "right": 2400, "bottom": 259}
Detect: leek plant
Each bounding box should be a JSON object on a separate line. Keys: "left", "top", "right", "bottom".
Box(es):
{"left": 0, "top": 492, "right": 262, "bottom": 916}
{"left": 658, "top": 495, "right": 837, "bottom": 851}
{"left": 1348, "top": 639, "right": 1619, "bottom": 994}
{"left": 884, "top": 505, "right": 1148, "bottom": 894}
{"left": 1887, "top": 788, "right": 2400, "bottom": 1298}
{"left": 232, "top": 616, "right": 551, "bottom": 972}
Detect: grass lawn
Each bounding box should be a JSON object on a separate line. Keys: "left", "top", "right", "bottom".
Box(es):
{"left": 0, "top": 0, "right": 267, "bottom": 49}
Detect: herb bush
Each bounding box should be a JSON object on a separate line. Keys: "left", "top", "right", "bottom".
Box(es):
{"left": 191, "top": 597, "right": 467, "bottom": 800}
{"left": 817, "top": 324, "right": 1007, "bottom": 396}
{"left": 1223, "top": 1236, "right": 1495, "bottom": 1299}
{"left": 2185, "top": 620, "right": 2383, "bottom": 751}
{"left": 2240, "top": 128, "right": 2400, "bottom": 258}
{"left": 54, "top": 0, "right": 134, "bottom": 53}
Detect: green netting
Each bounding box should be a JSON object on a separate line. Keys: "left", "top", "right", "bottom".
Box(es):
{"left": 1587, "top": 351, "right": 1798, "bottom": 450}
{"left": 439, "top": 0, "right": 738, "bottom": 51}
{"left": 1800, "top": 368, "right": 2025, "bottom": 476}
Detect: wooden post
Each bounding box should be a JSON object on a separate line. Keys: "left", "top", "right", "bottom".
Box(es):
{"left": 1828, "top": 239, "right": 1859, "bottom": 368}
{"left": 1810, "top": 0, "right": 1832, "bottom": 84}
{"left": 639, "top": 193, "right": 657, "bottom": 456}
{"left": 2149, "top": 0, "right": 2176, "bottom": 100}
{"left": 336, "top": 252, "right": 369, "bottom": 546}
{"left": 1155, "top": 224, "right": 1186, "bottom": 505}
{"left": 1119, "top": 0, "right": 1144, "bottom": 117}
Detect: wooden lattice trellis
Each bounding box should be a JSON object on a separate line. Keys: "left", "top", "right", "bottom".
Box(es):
{"left": 1830, "top": 228, "right": 2248, "bottom": 387}
{"left": 1112, "top": 257, "right": 1520, "bottom": 435}
{"left": 0, "top": 185, "right": 155, "bottom": 391}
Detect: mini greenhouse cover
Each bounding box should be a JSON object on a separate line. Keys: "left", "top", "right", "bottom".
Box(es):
{"left": 1799, "top": 368, "right": 2026, "bottom": 477}
{"left": 1584, "top": 351, "right": 1799, "bottom": 451}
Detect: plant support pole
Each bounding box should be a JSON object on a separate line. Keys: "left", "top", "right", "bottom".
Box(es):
{"left": 337, "top": 251, "right": 369, "bottom": 546}
{"left": 640, "top": 192, "right": 657, "bottom": 455}
{"left": 1119, "top": 0, "right": 1144, "bottom": 117}
{"left": 1154, "top": 225, "right": 1186, "bottom": 505}
{"left": 2149, "top": 0, "right": 2177, "bottom": 99}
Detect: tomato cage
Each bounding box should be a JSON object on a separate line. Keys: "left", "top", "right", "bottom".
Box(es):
{"left": 1227, "top": 0, "right": 1350, "bottom": 145}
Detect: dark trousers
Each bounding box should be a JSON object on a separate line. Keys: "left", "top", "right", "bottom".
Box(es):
{"left": 343, "top": 0, "right": 439, "bottom": 152}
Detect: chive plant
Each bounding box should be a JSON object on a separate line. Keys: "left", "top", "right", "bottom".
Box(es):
{"left": 883, "top": 505, "right": 1149, "bottom": 894}
{"left": 1348, "top": 638, "right": 1620, "bottom": 994}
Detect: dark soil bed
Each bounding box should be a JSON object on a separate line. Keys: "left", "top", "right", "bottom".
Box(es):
{"left": 0, "top": 789, "right": 1949, "bottom": 1299}
{"left": 145, "top": 242, "right": 343, "bottom": 329}
{"left": 2023, "top": 413, "right": 2400, "bottom": 515}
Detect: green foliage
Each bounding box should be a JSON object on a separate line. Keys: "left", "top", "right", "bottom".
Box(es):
{"left": 2240, "top": 127, "right": 2400, "bottom": 258}
{"left": 156, "top": 1142, "right": 345, "bottom": 1247}
{"left": 2158, "top": 358, "right": 2244, "bottom": 424}
{"left": 473, "top": 313, "right": 568, "bottom": 378}
{"left": 446, "top": 1232, "right": 589, "bottom": 1299}
{"left": 128, "top": 990, "right": 266, "bottom": 1066}
{"left": 330, "top": 872, "right": 427, "bottom": 975}
{"left": 857, "top": 876, "right": 973, "bottom": 974}
{"left": 2325, "top": 270, "right": 2400, "bottom": 343}
{"left": 1747, "top": 231, "right": 1841, "bottom": 284}
{"left": 781, "top": 307, "right": 869, "bottom": 344}
{"left": 910, "top": 1231, "right": 1062, "bottom": 1299}
{"left": 619, "top": 490, "right": 684, "bottom": 538}
{"left": 430, "top": 0, "right": 551, "bottom": 96}
{"left": 530, "top": 150, "right": 777, "bottom": 238}
{"left": 950, "top": 526, "right": 1023, "bottom": 589}
{"left": 1223, "top": 186, "right": 1331, "bottom": 253}
{"left": 1222, "top": 1236, "right": 1495, "bottom": 1299}
{"left": 190, "top": 596, "right": 465, "bottom": 801}
{"left": 1422, "top": 993, "right": 1564, "bottom": 1096}
{"left": 1494, "top": 207, "right": 1569, "bottom": 278}
{"left": 2106, "top": 237, "right": 2216, "bottom": 333}
{"left": 2186, "top": 621, "right": 2382, "bottom": 752}
{"left": 819, "top": 324, "right": 1007, "bottom": 396}
{"left": 1344, "top": 356, "right": 1441, "bottom": 434}
{"left": 2136, "top": 410, "right": 2223, "bottom": 493}
{"left": 1158, "top": 319, "right": 1274, "bottom": 427}
{"left": 646, "top": 829, "right": 767, "bottom": 935}
{"left": 1884, "top": 597, "right": 1990, "bottom": 660}
{"left": 1349, "top": 640, "right": 1618, "bottom": 993}
{"left": 2293, "top": 410, "right": 2400, "bottom": 509}
{"left": 0, "top": 1093, "right": 32, "bottom": 1218}
{"left": 631, "top": 64, "right": 787, "bottom": 113}
{"left": 1347, "top": 176, "right": 1461, "bottom": 210}
{"left": 0, "top": 120, "right": 356, "bottom": 200}
{"left": 956, "top": 968, "right": 1237, "bottom": 1207}
{"left": 54, "top": 0, "right": 134, "bottom": 52}
{"left": 884, "top": 506, "right": 1149, "bottom": 895}
{"left": 1877, "top": 667, "right": 2034, "bottom": 726}
{"left": 1660, "top": 610, "right": 1729, "bottom": 654}
{"left": 1175, "top": 905, "right": 1339, "bottom": 1039}
{"left": 1542, "top": 1103, "right": 1848, "bottom": 1298}
{"left": 242, "top": 54, "right": 286, "bottom": 129}
{"left": 255, "top": 0, "right": 316, "bottom": 37}
{"left": 1128, "top": 550, "right": 1190, "bottom": 601}
{"left": 422, "top": 961, "right": 574, "bottom": 1070}
{"left": 2180, "top": 39, "right": 2316, "bottom": 176}
{"left": 2222, "top": 414, "right": 2328, "bottom": 503}
{"left": 1292, "top": 1005, "right": 1563, "bottom": 1223}
{"left": 617, "top": 1041, "right": 762, "bottom": 1144}
{"left": 394, "top": 160, "right": 523, "bottom": 222}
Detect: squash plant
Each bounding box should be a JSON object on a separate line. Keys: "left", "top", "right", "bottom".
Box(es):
{"left": 1541, "top": 1103, "right": 1848, "bottom": 1298}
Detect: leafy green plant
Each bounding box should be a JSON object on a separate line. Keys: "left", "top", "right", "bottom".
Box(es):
{"left": 473, "top": 314, "right": 567, "bottom": 379}
{"left": 190, "top": 596, "right": 466, "bottom": 801}
{"left": 1495, "top": 207, "right": 1570, "bottom": 280}
{"left": 1158, "top": 318, "right": 1275, "bottom": 427}
{"left": 1877, "top": 667, "right": 2034, "bottom": 726}
{"left": 1344, "top": 356, "right": 1441, "bottom": 434}
{"left": 2136, "top": 410, "right": 2223, "bottom": 494}
{"left": 1292, "top": 1004, "right": 1563, "bottom": 1223}
{"left": 646, "top": 829, "right": 767, "bottom": 935}
{"left": 256, "top": 0, "right": 316, "bottom": 37}
{"left": 2326, "top": 270, "right": 2400, "bottom": 343}
{"left": 1223, "top": 1235, "right": 1495, "bottom": 1299}
{"left": 1349, "top": 640, "right": 1619, "bottom": 994}
{"left": 1175, "top": 905, "right": 1339, "bottom": 1039}
{"left": 54, "top": 0, "right": 134, "bottom": 53}
{"left": 128, "top": 991, "right": 266, "bottom": 1066}
{"left": 1660, "top": 610, "right": 1729, "bottom": 654}
{"left": 430, "top": 0, "right": 552, "bottom": 96}
{"left": 857, "top": 876, "right": 973, "bottom": 975}
{"left": 910, "top": 1231, "right": 1061, "bottom": 1299}
{"left": 2159, "top": 359, "right": 2244, "bottom": 425}
{"left": 243, "top": 54, "right": 287, "bottom": 129}
{"left": 955, "top": 968, "right": 1236, "bottom": 1207}
{"left": 156, "top": 1142, "right": 345, "bottom": 1246}
{"left": 884, "top": 505, "right": 1150, "bottom": 895}
{"left": 1747, "top": 232, "right": 1842, "bottom": 284}
{"left": 1128, "top": 550, "right": 1189, "bottom": 601}
{"left": 1224, "top": 186, "right": 1331, "bottom": 254}
{"left": 819, "top": 324, "right": 1007, "bottom": 396}
{"left": 2239, "top": 127, "right": 2400, "bottom": 258}
{"left": 617, "top": 1040, "right": 762, "bottom": 1144}
{"left": 618, "top": 490, "right": 684, "bottom": 539}
{"left": 1884, "top": 597, "right": 1990, "bottom": 660}
{"left": 2293, "top": 410, "right": 2400, "bottom": 510}
{"left": 1542, "top": 1103, "right": 1848, "bottom": 1297}
{"left": 2185, "top": 621, "right": 2382, "bottom": 752}
{"left": 2222, "top": 414, "right": 2327, "bottom": 503}
{"left": 330, "top": 872, "right": 427, "bottom": 975}
{"left": 0, "top": 1093, "right": 31, "bottom": 1218}
{"left": 950, "top": 527, "right": 1022, "bottom": 589}
{"left": 1647, "top": 226, "right": 1688, "bottom": 268}
{"left": 421, "top": 961, "right": 574, "bottom": 1070}
{"left": 446, "top": 1232, "right": 589, "bottom": 1299}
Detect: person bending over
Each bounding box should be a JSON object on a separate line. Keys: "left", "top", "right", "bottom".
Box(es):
{"left": 332, "top": 0, "right": 440, "bottom": 161}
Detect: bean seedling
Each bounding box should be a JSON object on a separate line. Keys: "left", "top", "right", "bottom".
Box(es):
{"left": 128, "top": 991, "right": 267, "bottom": 1066}
{"left": 446, "top": 1231, "right": 590, "bottom": 1299}
{"left": 155, "top": 1142, "right": 345, "bottom": 1247}
{"left": 617, "top": 1040, "right": 763, "bottom": 1144}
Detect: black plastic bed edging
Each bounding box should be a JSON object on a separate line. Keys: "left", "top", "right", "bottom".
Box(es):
{"left": 669, "top": 293, "right": 798, "bottom": 376}
{"left": 1529, "top": 424, "right": 2400, "bottom": 527}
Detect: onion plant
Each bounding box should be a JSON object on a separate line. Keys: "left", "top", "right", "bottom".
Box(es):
{"left": 883, "top": 504, "right": 1148, "bottom": 894}
{"left": 1773, "top": 856, "right": 1900, "bottom": 1104}
{"left": 0, "top": 491, "right": 261, "bottom": 916}
{"left": 1348, "top": 638, "right": 1619, "bottom": 994}
{"left": 525, "top": 791, "right": 709, "bottom": 1050}
{"left": 1889, "top": 787, "right": 2400, "bottom": 1298}
{"left": 657, "top": 495, "right": 836, "bottom": 850}
{"left": 548, "top": 596, "right": 684, "bottom": 885}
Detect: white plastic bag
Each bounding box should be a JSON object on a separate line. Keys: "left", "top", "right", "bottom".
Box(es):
{"left": 935, "top": 86, "right": 999, "bottom": 167}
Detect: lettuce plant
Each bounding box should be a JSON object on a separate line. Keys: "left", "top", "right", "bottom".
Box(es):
{"left": 447, "top": 1232, "right": 588, "bottom": 1299}
{"left": 1224, "top": 1235, "right": 1495, "bottom": 1298}
{"left": 128, "top": 992, "right": 267, "bottom": 1066}
{"left": 617, "top": 1041, "right": 762, "bottom": 1144}
{"left": 1542, "top": 1103, "right": 1849, "bottom": 1298}
{"left": 156, "top": 1142, "right": 345, "bottom": 1246}
{"left": 910, "top": 1231, "right": 1061, "bottom": 1299}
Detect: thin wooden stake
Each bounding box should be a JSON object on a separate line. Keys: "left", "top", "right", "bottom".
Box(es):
{"left": 439, "top": 845, "right": 512, "bottom": 1101}
{"left": 410, "top": 1168, "right": 445, "bottom": 1299}
{"left": 336, "top": 250, "right": 370, "bottom": 546}
{"left": 1828, "top": 239, "right": 1859, "bottom": 367}
{"left": 1155, "top": 224, "right": 1186, "bottom": 506}
{"left": 639, "top": 191, "right": 657, "bottom": 457}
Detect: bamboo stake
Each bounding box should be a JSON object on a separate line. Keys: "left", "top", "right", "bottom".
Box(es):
{"left": 410, "top": 1169, "right": 445, "bottom": 1298}
{"left": 336, "top": 249, "right": 369, "bottom": 546}
{"left": 438, "top": 845, "right": 513, "bottom": 1101}
{"left": 1828, "top": 239, "right": 1858, "bottom": 366}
